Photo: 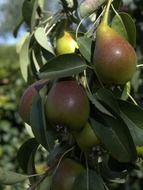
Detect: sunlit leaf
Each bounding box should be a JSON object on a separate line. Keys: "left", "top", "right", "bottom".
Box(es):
{"left": 34, "top": 27, "right": 55, "bottom": 54}
{"left": 19, "top": 33, "right": 31, "bottom": 82}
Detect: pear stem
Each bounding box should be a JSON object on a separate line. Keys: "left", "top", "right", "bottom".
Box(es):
{"left": 102, "top": 0, "right": 113, "bottom": 24}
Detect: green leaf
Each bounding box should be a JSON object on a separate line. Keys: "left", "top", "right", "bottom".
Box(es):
{"left": 73, "top": 170, "right": 105, "bottom": 190}
{"left": 96, "top": 88, "right": 120, "bottom": 115}
{"left": 34, "top": 27, "right": 55, "bottom": 55}
{"left": 86, "top": 90, "right": 113, "bottom": 117}
{"left": 13, "top": 18, "right": 24, "bottom": 38}
{"left": 22, "top": 0, "right": 39, "bottom": 30}
{"left": 112, "top": 0, "right": 122, "bottom": 10}
{"left": 119, "top": 12, "right": 136, "bottom": 47}
{"left": 111, "top": 12, "right": 136, "bottom": 47}
{"left": 39, "top": 54, "right": 87, "bottom": 79}
{"left": 119, "top": 100, "right": 143, "bottom": 146}
{"left": 17, "top": 138, "right": 39, "bottom": 175}
{"left": 31, "top": 49, "right": 40, "bottom": 76}
{"left": 111, "top": 14, "right": 128, "bottom": 40}
{"left": 30, "top": 87, "right": 55, "bottom": 151}
{"left": 37, "top": 175, "right": 52, "bottom": 190}
{"left": 77, "top": 36, "right": 92, "bottom": 62}
{"left": 19, "top": 33, "right": 31, "bottom": 82}
{"left": 131, "top": 70, "right": 140, "bottom": 93}
{"left": 0, "top": 168, "right": 28, "bottom": 185}
{"left": 100, "top": 156, "right": 127, "bottom": 183}
{"left": 32, "top": 43, "right": 45, "bottom": 67}
{"left": 121, "top": 82, "right": 131, "bottom": 100}
{"left": 90, "top": 116, "right": 137, "bottom": 162}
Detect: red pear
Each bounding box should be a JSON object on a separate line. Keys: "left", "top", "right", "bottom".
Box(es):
{"left": 45, "top": 79, "right": 90, "bottom": 131}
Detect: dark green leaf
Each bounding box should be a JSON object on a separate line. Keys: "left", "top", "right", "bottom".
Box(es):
{"left": 30, "top": 87, "right": 55, "bottom": 151}
{"left": 39, "top": 54, "right": 87, "bottom": 79}
{"left": 100, "top": 156, "right": 127, "bottom": 183}
{"left": 22, "top": 0, "right": 38, "bottom": 30}
{"left": 96, "top": 88, "right": 120, "bottom": 115}
{"left": 32, "top": 43, "right": 44, "bottom": 67}
{"left": 112, "top": 0, "right": 122, "bottom": 10}
{"left": 17, "top": 138, "right": 39, "bottom": 175}
{"left": 86, "top": 90, "right": 113, "bottom": 117}
{"left": 90, "top": 117, "right": 137, "bottom": 162}
{"left": 73, "top": 169, "right": 105, "bottom": 190}
{"left": 13, "top": 18, "right": 24, "bottom": 38}
{"left": 119, "top": 100, "right": 143, "bottom": 146}
{"left": 0, "top": 168, "right": 28, "bottom": 185}
{"left": 77, "top": 36, "right": 92, "bottom": 62}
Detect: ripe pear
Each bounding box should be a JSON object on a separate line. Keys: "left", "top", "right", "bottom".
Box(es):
{"left": 19, "top": 79, "right": 47, "bottom": 125}
{"left": 93, "top": 4, "right": 137, "bottom": 84}
{"left": 56, "top": 31, "right": 78, "bottom": 55}
{"left": 51, "top": 158, "right": 85, "bottom": 190}
{"left": 45, "top": 79, "right": 90, "bottom": 131}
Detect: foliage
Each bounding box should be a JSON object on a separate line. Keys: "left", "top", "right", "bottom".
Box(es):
{"left": 1, "top": 0, "right": 143, "bottom": 190}
{"left": 0, "top": 45, "right": 29, "bottom": 189}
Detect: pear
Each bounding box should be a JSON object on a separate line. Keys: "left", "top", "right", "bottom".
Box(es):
{"left": 45, "top": 79, "right": 90, "bottom": 131}
{"left": 93, "top": 1, "right": 137, "bottom": 84}
{"left": 74, "top": 122, "right": 100, "bottom": 151}
{"left": 56, "top": 31, "right": 78, "bottom": 55}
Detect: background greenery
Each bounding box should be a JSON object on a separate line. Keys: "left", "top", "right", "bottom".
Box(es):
{"left": 0, "top": 0, "right": 143, "bottom": 189}
{"left": 0, "top": 45, "right": 30, "bottom": 189}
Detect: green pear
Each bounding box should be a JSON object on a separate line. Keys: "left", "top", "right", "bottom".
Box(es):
{"left": 74, "top": 122, "right": 100, "bottom": 151}
{"left": 56, "top": 31, "right": 78, "bottom": 55}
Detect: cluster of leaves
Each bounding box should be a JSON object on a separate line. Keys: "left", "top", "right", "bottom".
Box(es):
{"left": 1, "top": 0, "right": 143, "bottom": 190}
